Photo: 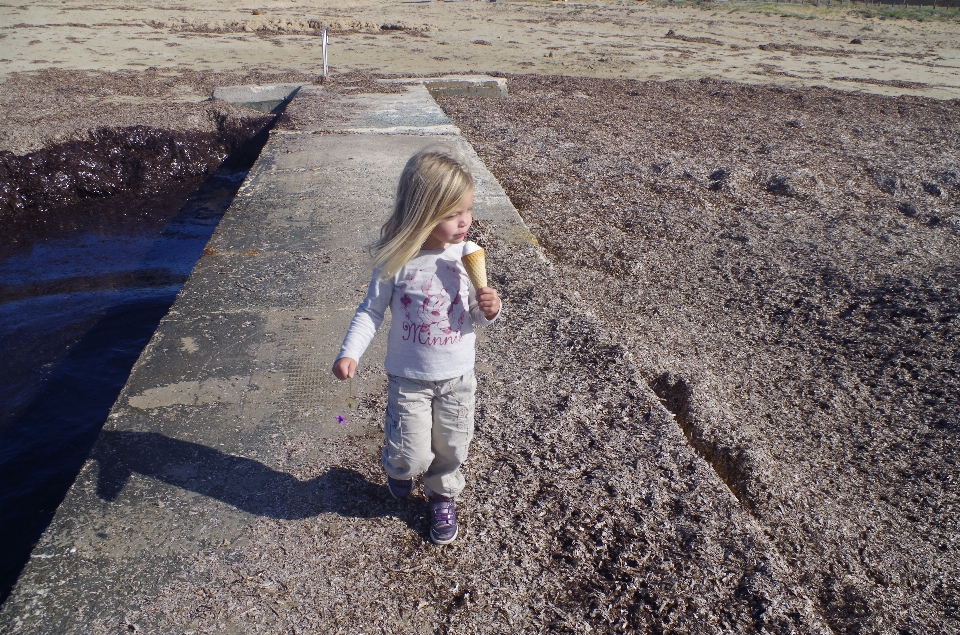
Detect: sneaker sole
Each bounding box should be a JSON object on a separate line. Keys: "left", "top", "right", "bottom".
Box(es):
{"left": 430, "top": 525, "right": 458, "bottom": 545}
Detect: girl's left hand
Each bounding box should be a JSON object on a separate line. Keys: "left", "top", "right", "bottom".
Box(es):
{"left": 477, "top": 287, "right": 501, "bottom": 320}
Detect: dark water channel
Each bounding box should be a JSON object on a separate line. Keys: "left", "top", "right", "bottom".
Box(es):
{"left": 0, "top": 163, "right": 253, "bottom": 601}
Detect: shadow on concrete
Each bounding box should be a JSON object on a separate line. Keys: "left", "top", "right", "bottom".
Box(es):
{"left": 92, "top": 430, "right": 408, "bottom": 523}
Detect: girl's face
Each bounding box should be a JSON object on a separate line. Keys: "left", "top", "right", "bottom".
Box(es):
{"left": 422, "top": 189, "right": 473, "bottom": 250}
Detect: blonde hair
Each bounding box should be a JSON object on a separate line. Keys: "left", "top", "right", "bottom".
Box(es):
{"left": 372, "top": 147, "right": 474, "bottom": 279}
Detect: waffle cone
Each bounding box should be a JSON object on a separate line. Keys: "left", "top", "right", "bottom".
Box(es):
{"left": 461, "top": 248, "right": 487, "bottom": 289}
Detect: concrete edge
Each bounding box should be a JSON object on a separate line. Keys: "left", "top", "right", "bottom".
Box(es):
{"left": 212, "top": 84, "right": 306, "bottom": 113}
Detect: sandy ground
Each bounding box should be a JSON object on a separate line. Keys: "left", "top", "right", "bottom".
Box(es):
{"left": 1, "top": 0, "right": 960, "bottom": 154}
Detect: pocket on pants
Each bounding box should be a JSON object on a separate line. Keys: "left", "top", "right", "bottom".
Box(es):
{"left": 384, "top": 404, "right": 403, "bottom": 454}
{"left": 455, "top": 371, "right": 476, "bottom": 432}
{"left": 454, "top": 403, "right": 470, "bottom": 433}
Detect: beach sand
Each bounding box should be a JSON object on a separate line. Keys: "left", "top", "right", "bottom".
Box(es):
{"left": 2, "top": 0, "right": 959, "bottom": 154}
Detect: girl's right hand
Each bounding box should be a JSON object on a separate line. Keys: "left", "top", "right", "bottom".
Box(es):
{"left": 332, "top": 357, "right": 357, "bottom": 380}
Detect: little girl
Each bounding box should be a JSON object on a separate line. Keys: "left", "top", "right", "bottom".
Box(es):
{"left": 332, "top": 147, "right": 501, "bottom": 545}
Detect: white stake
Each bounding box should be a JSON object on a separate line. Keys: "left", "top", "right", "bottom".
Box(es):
{"left": 322, "top": 27, "right": 329, "bottom": 77}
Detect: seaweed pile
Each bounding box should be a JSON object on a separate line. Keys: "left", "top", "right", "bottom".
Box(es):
{"left": 123, "top": 76, "right": 955, "bottom": 634}
{"left": 438, "top": 74, "right": 960, "bottom": 632}
{"left": 0, "top": 117, "right": 268, "bottom": 220}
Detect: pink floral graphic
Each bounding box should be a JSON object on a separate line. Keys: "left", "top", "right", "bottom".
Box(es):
{"left": 398, "top": 263, "right": 467, "bottom": 346}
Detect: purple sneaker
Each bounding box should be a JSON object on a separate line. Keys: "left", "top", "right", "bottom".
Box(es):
{"left": 428, "top": 494, "right": 458, "bottom": 545}
{"left": 387, "top": 476, "right": 412, "bottom": 499}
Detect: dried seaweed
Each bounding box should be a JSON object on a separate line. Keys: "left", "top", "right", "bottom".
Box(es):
{"left": 5, "top": 71, "right": 958, "bottom": 633}
{"left": 437, "top": 73, "right": 960, "bottom": 633}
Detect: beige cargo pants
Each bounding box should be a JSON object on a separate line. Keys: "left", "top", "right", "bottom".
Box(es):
{"left": 382, "top": 370, "right": 476, "bottom": 499}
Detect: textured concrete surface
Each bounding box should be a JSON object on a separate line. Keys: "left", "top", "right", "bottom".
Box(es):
{"left": 0, "top": 77, "right": 526, "bottom": 633}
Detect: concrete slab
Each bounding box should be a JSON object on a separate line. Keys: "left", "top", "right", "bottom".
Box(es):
{"left": 385, "top": 75, "right": 509, "bottom": 99}
{"left": 290, "top": 84, "right": 459, "bottom": 135}
{"left": 212, "top": 84, "right": 303, "bottom": 113}
{"left": 0, "top": 76, "right": 531, "bottom": 631}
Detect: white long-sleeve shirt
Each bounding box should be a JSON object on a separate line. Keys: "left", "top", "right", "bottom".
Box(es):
{"left": 337, "top": 241, "right": 499, "bottom": 381}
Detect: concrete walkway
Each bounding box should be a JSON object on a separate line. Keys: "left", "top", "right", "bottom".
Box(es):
{"left": 0, "top": 76, "right": 529, "bottom": 632}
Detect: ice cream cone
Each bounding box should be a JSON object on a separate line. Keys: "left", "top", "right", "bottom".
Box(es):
{"left": 461, "top": 248, "right": 487, "bottom": 289}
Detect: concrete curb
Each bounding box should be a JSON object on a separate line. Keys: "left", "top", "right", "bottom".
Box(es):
{"left": 212, "top": 83, "right": 303, "bottom": 113}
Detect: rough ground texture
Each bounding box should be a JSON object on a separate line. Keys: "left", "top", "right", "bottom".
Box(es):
{"left": 0, "top": 68, "right": 321, "bottom": 156}
{"left": 436, "top": 75, "right": 960, "bottom": 633}
{"left": 4, "top": 72, "right": 958, "bottom": 633}
{"left": 70, "top": 76, "right": 958, "bottom": 634}
{"left": 96, "top": 235, "right": 832, "bottom": 634}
